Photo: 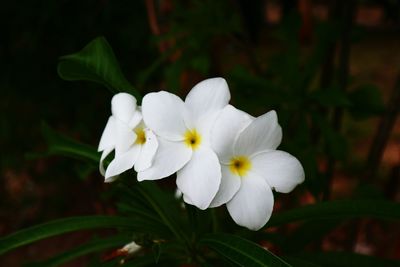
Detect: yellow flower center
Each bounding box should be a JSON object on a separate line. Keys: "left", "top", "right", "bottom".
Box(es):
{"left": 229, "top": 156, "right": 252, "bottom": 177}
{"left": 134, "top": 127, "right": 146, "bottom": 145}
{"left": 184, "top": 129, "right": 202, "bottom": 150}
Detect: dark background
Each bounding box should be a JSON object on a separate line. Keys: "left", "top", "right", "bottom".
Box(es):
{"left": 1, "top": 0, "right": 400, "bottom": 265}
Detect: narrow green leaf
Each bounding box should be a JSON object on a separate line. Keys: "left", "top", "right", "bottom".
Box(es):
{"left": 117, "top": 202, "right": 162, "bottom": 224}
{"left": 282, "top": 256, "right": 322, "bottom": 267}
{"left": 116, "top": 182, "right": 183, "bottom": 239}
{"left": 201, "top": 233, "right": 292, "bottom": 267}
{"left": 41, "top": 122, "right": 99, "bottom": 163}
{"left": 348, "top": 84, "right": 385, "bottom": 119}
{"left": 267, "top": 200, "right": 400, "bottom": 227}
{"left": 29, "top": 235, "right": 132, "bottom": 267}
{"left": 132, "top": 181, "right": 189, "bottom": 244}
{"left": 292, "top": 252, "right": 400, "bottom": 267}
{"left": 58, "top": 36, "right": 141, "bottom": 100}
{"left": 152, "top": 243, "right": 161, "bottom": 264}
{"left": 282, "top": 219, "right": 340, "bottom": 253}
{"left": 122, "top": 254, "right": 177, "bottom": 267}
{"left": 90, "top": 259, "right": 120, "bottom": 267}
{"left": 309, "top": 88, "right": 351, "bottom": 108}
{"left": 0, "top": 216, "right": 138, "bottom": 255}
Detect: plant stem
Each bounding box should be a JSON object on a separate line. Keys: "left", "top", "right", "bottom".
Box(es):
{"left": 311, "top": 0, "right": 339, "bottom": 145}
{"left": 365, "top": 75, "right": 400, "bottom": 181}
{"left": 323, "top": 0, "right": 355, "bottom": 201}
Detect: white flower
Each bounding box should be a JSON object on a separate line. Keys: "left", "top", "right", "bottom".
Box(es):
{"left": 121, "top": 240, "right": 141, "bottom": 255}
{"left": 210, "top": 105, "right": 305, "bottom": 230}
{"left": 139, "top": 78, "right": 231, "bottom": 209}
{"left": 98, "top": 93, "right": 158, "bottom": 182}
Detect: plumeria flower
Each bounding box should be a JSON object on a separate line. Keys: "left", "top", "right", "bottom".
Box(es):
{"left": 210, "top": 105, "right": 305, "bottom": 230}
{"left": 121, "top": 240, "right": 142, "bottom": 255}
{"left": 103, "top": 240, "right": 142, "bottom": 262}
{"left": 98, "top": 93, "right": 158, "bottom": 182}
{"left": 139, "top": 78, "right": 231, "bottom": 209}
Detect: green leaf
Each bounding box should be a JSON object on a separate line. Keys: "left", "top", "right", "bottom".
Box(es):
{"left": 348, "top": 84, "right": 385, "bottom": 119}
{"left": 228, "top": 66, "right": 287, "bottom": 110}
{"left": 131, "top": 181, "right": 189, "bottom": 244}
{"left": 292, "top": 252, "right": 400, "bottom": 267}
{"left": 122, "top": 254, "right": 177, "bottom": 267}
{"left": 0, "top": 216, "right": 138, "bottom": 255}
{"left": 58, "top": 36, "right": 141, "bottom": 100}
{"left": 282, "top": 256, "right": 322, "bottom": 267}
{"left": 309, "top": 88, "right": 351, "bottom": 108}
{"left": 28, "top": 235, "right": 132, "bottom": 267}
{"left": 152, "top": 243, "right": 161, "bottom": 264}
{"left": 116, "top": 182, "right": 185, "bottom": 239}
{"left": 312, "top": 113, "right": 348, "bottom": 160}
{"left": 267, "top": 200, "right": 400, "bottom": 227}
{"left": 325, "top": 130, "right": 348, "bottom": 160}
{"left": 93, "top": 243, "right": 179, "bottom": 267}
{"left": 41, "top": 122, "right": 99, "bottom": 164}
{"left": 282, "top": 219, "right": 340, "bottom": 253}
{"left": 201, "top": 233, "right": 292, "bottom": 267}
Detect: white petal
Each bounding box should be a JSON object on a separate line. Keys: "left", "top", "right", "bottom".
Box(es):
{"left": 192, "top": 112, "right": 219, "bottom": 147}
{"left": 234, "top": 110, "right": 282, "bottom": 157}
{"left": 99, "top": 147, "right": 113, "bottom": 176}
{"left": 98, "top": 116, "right": 115, "bottom": 151}
{"left": 227, "top": 174, "right": 274, "bottom": 231}
{"left": 105, "top": 145, "right": 141, "bottom": 182}
{"left": 137, "top": 138, "right": 192, "bottom": 181}
{"left": 185, "top": 78, "right": 230, "bottom": 123}
{"left": 177, "top": 147, "right": 221, "bottom": 210}
{"left": 104, "top": 175, "right": 118, "bottom": 183}
{"left": 111, "top": 93, "right": 137, "bottom": 124}
{"left": 128, "top": 110, "right": 143, "bottom": 129}
{"left": 114, "top": 120, "right": 136, "bottom": 156}
{"left": 251, "top": 150, "right": 305, "bottom": 193}
{"left": 122, "top": 241, "right": 141, "bottom": 255}
{"left": 142, "top": 91, "right": 190, "bottom": 141}
{"left": 211, "top": 105, "right": 253, "bottom": 163}
{"left": 183, "top": 194, "right": 193, "bottom": 205}
{"left": 209, "top": 165, "right": 241, "bottom": 208}
{"left": 134, "top": 129, "right": 159, "bottom": 172}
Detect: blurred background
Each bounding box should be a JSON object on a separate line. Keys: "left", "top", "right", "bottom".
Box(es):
{"left": 1, "top": 0, "right": 400, "bottom": 265}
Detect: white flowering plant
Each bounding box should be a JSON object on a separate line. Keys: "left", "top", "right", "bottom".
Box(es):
{"left": 1, "top": 37, "right": 400, "bottom": 267}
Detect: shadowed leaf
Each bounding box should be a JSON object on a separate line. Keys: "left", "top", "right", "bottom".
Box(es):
{"left": 267, "top": 200, "right": 400, "bottom": 227}
{"left": 201, "top": 233, "right": 291, "bottom": 267}
{"left": 0, "top": 216, "right": 139, "bottom": 255}
{"left": 58, "top": 36, "right": 141, "bottom": 100}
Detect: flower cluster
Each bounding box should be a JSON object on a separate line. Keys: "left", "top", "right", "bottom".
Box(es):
{"left": 98, "top": 78, "right": 305, "bottom": 230}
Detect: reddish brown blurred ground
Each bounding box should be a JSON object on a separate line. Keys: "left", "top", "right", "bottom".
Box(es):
{"left": 1, "top": 159, "right": 117, "bottom": 266}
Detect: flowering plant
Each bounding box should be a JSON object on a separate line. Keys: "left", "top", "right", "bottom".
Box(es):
{"left": 100, "top": 77, "right": 304, "bottom": 231}
{"left": 1, "top": 37, "right": 399, "bottom": 267}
